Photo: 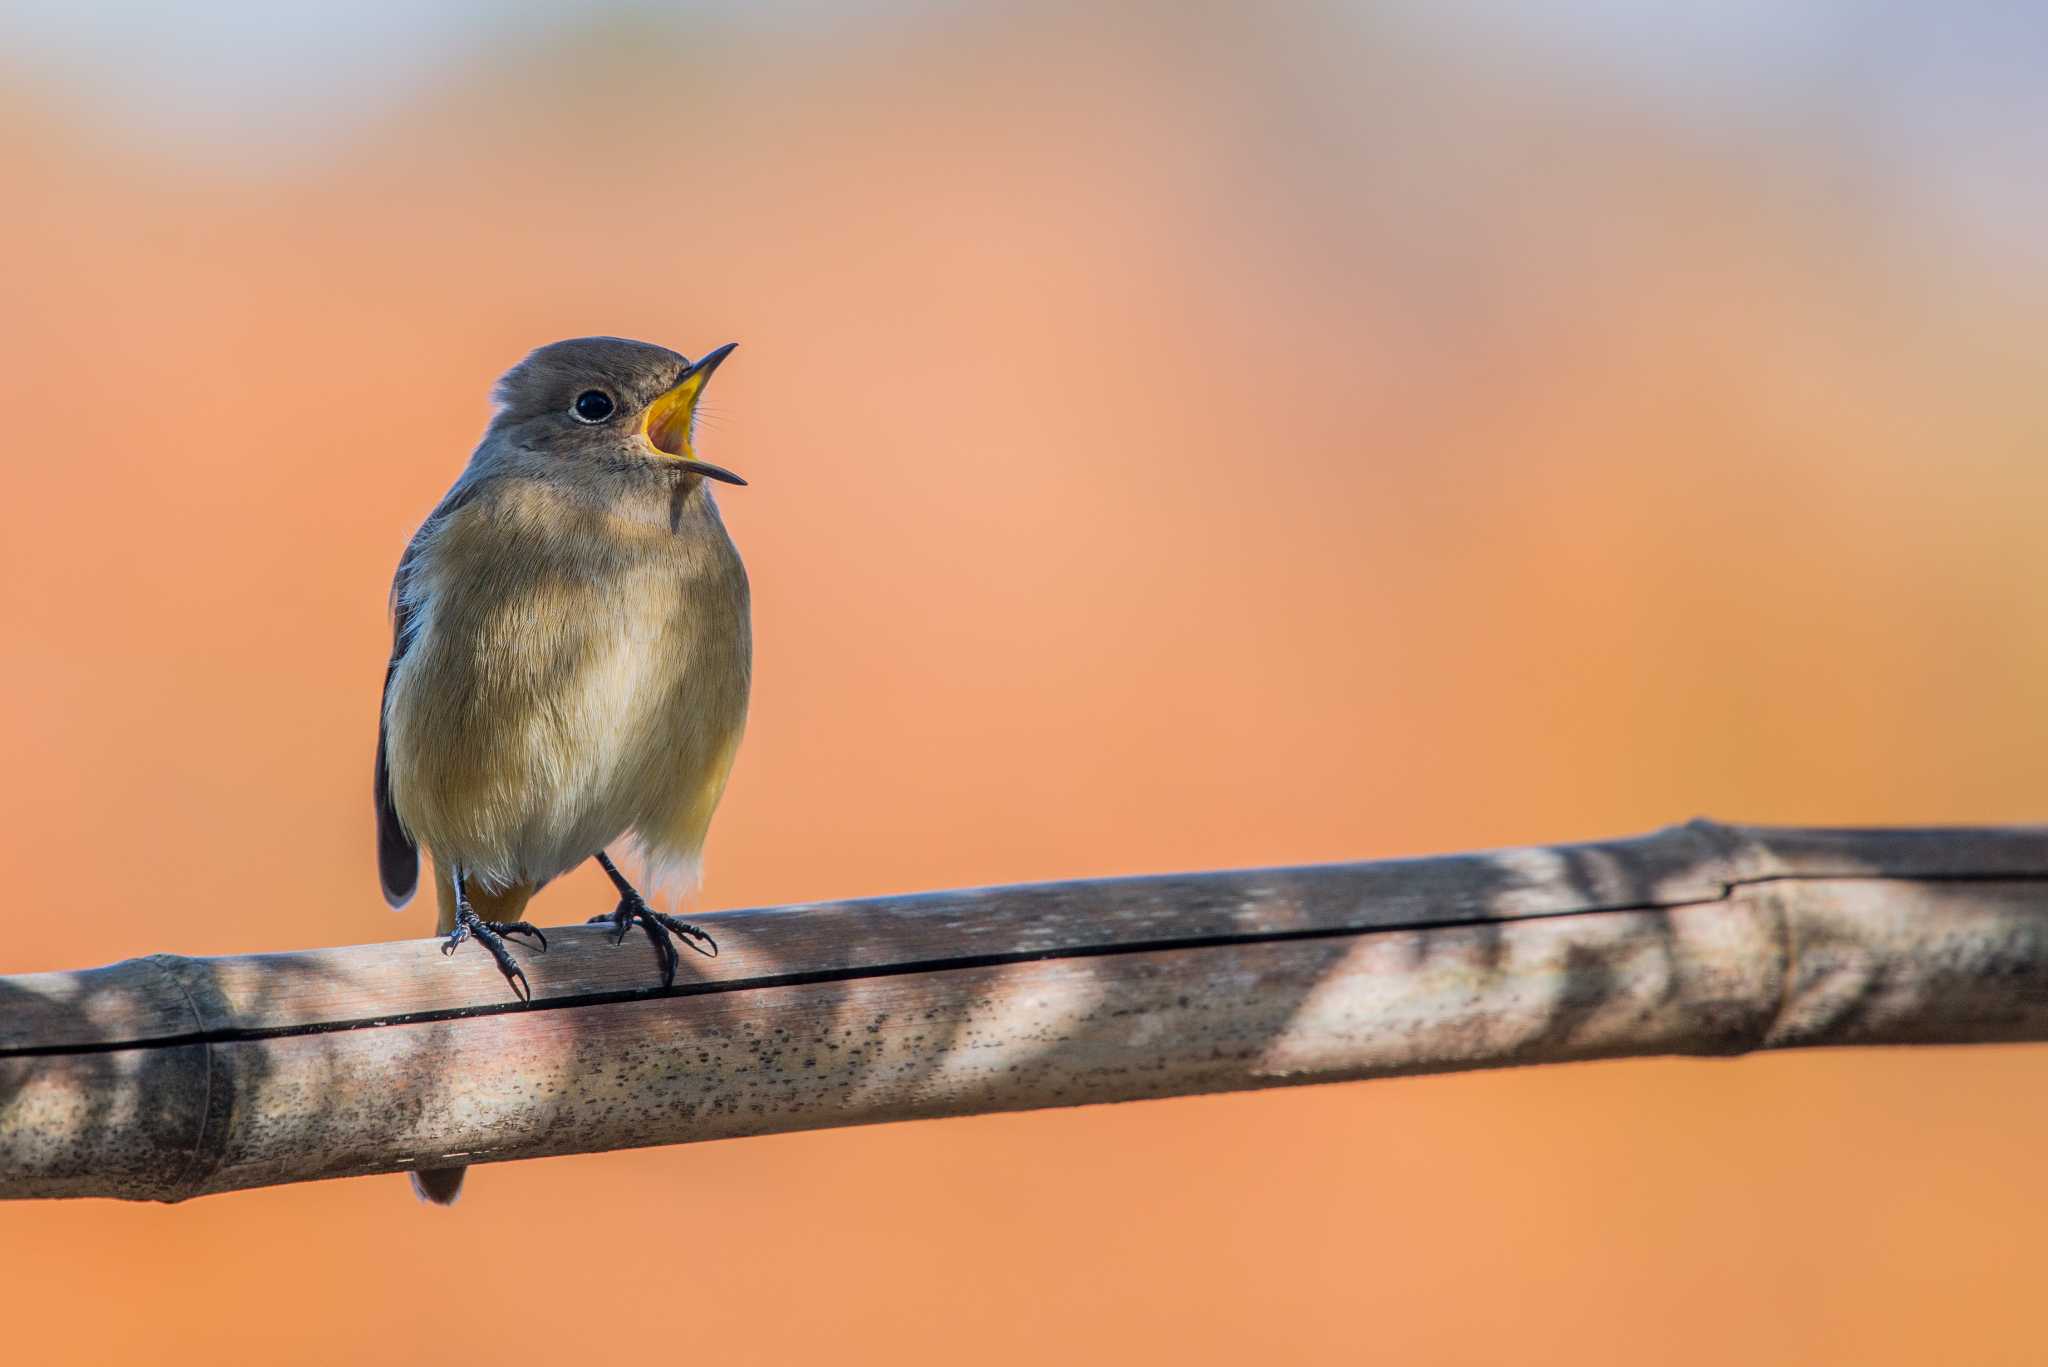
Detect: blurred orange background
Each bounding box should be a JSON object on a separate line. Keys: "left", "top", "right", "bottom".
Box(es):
{"left": 5, "top": 3, "right": 2048, "bottom": 1363}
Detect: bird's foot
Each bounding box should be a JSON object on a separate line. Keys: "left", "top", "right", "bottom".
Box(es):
{"left": 441, "top": 908, "right": 547, "bottom": 1001}
{"left": 589, "top": 893, "right": 717, "bottom": 988}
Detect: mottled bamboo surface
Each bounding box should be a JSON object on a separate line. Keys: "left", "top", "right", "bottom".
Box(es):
{"left": 6, "top": 821, "right": 2048, "bottom": 1201}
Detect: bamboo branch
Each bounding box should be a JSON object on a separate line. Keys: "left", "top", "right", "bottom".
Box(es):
{"left": 6, "top": 821, "right": 2048, "bottom": 1202}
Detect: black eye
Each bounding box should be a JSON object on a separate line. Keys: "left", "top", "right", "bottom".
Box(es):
{"left": 571, "top": 390, "right": 615, "bottom": 423}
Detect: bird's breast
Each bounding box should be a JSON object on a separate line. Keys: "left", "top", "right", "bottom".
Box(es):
{"left": 384, "top": 482, "right": 751, "bottom": 885}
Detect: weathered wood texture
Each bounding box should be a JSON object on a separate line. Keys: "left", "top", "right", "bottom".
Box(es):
{"left": 6, "top": 821, "right": 2048, "bottom": 1202}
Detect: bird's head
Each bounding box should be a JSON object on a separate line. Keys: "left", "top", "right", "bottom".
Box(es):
{"left": 484, "top": 336, "right": 744, "bottom": 485}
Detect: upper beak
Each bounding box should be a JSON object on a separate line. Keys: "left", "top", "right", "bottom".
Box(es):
{"left": 641, "top": 342, "right": 745, "bottom": 485}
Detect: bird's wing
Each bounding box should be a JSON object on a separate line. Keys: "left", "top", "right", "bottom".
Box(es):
{"left": 374, "top": 541, "right": 423, "bottom": 908}
{"left": 374, "top": 483, "right": 482, "bottom": 908}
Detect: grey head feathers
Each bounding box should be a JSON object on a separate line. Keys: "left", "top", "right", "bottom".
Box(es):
{"left": 485, "top": 336, "right": 691, "bottom": 456}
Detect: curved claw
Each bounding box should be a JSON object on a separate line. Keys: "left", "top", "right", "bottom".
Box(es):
{"left": 440, "top": 910, "right": 540, "bottom": 1002}
{"left": 496, "top": 922, "right": 548, "bottom": 952}
{"left": 479, "top": 938, "right": 533, "bottom": 1003}
{"left": 640, "top": 916, "right": 680, "bottom": 990}
{"left": 595, "top": 896, "right": 723, "bottom": 988}
{"left": 656, "top": 916, "right": 718, "bottom": 959}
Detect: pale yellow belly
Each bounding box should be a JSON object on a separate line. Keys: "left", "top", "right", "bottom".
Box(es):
{"left": 384, "top": 557, "right": 748, "bottom": 892}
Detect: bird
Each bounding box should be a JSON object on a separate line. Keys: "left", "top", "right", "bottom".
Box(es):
{"left": 374, "top": 337, "right": 752, "bottom": 1204}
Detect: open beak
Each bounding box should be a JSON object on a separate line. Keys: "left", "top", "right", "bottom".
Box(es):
{"left": 641, "top": 342, "right": 745, "bottom": 484}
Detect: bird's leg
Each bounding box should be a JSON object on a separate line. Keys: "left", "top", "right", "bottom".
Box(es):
{"left": 588, "top": 850, "right": 718, "bottom": 988}
{"left": 441, "top": 866, "right": 547, "bottom": 1001}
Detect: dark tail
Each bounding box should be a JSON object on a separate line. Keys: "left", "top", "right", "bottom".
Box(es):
{"left": 409, "top": 1166, "right": 466, "bottom": 1206}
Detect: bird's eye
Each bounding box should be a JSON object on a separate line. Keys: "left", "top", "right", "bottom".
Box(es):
{"left": 571, "top": 390, "right": 616, "bottom": 423}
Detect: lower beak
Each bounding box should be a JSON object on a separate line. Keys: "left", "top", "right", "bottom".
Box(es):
{"left": 641, "top": 342, "right": 745, "bottom": 485}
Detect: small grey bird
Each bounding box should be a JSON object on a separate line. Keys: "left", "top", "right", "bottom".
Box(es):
{"left": 374, "top": 337, "right": 751, "bottom": 1202}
